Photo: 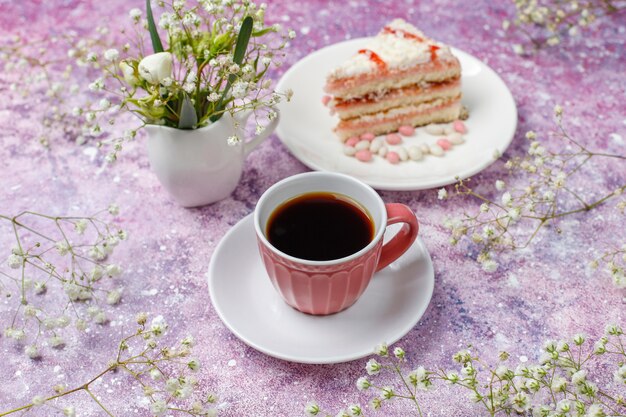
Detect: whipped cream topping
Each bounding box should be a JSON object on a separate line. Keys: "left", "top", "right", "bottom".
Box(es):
{"left": 329, "top": 19, "right": 454, "bottom": 79}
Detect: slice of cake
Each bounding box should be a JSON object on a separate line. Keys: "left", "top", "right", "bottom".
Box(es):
{"left": 324, "top": 19, "right": 462, "bottom": 141}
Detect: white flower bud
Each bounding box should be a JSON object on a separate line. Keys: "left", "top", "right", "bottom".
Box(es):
{"left": 437, "top": 188, "right": 448, "bottom": 200}
{"left": 365, "top": 358, "right": 381, "bottom": 375}
{"left": 7, "top": 254, "right": 22, "bottom": 269}
{"left": 138, "top": 52, "right": 173, "bottom": 84}
{"left": 106, "top": 289, "right": 122, "bottom": 305}
{"left": 373, "top": 343, "right": 388, "bottom": 357}
{"left": 25, "top": 345, "right": 40, "bottom": 359}
{"left": 104, "top": 49, "right": 119, "bottom": 62}
{"left": 32, "top": 395, "right": 46, "bottom": 406}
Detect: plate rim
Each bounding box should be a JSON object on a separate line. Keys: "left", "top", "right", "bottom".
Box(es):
{"left": 275, "top": 37, "right": 518, "bottom": 191}
{"left": 207, "top": 213, "right": 435, "bottom": 364}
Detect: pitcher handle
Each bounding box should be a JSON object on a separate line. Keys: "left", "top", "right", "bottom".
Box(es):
{"left": 237, "top": 107, "right": 281, "bottom": 157}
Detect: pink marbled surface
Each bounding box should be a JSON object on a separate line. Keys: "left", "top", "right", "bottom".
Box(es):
{"left": 1, "top": 0, "right": 625, "bottom": 416}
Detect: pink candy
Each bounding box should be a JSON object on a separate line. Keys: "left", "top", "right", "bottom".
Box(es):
{"left": 355, "top": 149, "right": 373, "bottom": 162}
{"left": 437, "top": 138, "right": 452, "bottom": 151}
{"left": 398, "top": 125, "right": 415, "bottom": 136}
{"left": 453, "top": 120, "right": 467, "bottom": 134}
{"left": 385, "top": 133, "right": 402, "bottom": 145}
{"left": 386, "top": 151, "right": 400, "bottom": 164}
{"left": 360, "top": 132, "right": 375, "bottom": 141}
{"left": 346, "top": 136, "right": 359, "bottom": 147}
{"left": 321, "top": 95, "right": 331, "bottom": 106}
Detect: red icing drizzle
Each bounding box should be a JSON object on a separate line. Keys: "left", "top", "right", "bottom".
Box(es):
{"left": 429, "top": 45, "right": 440, "bottom": 61}
{"left": 383, "top": 25, "right": 441, "bottom": 62}
{"left": 358, "top": 49, "right": 387, "bottom": 71}
{"left": 382, "top": 26, "right": 424, "bottom": 42}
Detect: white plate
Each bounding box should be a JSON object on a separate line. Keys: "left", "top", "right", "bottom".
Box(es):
{"left": 275, "top": 38, "right": 517, "bottom": 190}
{"left": 207, "top": 214, "right": 435, "bottom": 364}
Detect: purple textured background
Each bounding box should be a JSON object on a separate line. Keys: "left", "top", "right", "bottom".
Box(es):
{"left": 1, "top": 0, "right": 625, "bottom": 415}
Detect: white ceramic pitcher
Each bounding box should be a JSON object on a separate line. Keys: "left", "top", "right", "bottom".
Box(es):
{"left": 145, "top": 109, "right": 279, "bottom": 207}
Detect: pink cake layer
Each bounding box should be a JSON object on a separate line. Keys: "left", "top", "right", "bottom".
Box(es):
{"left": 325, "top": 58, "right": 461, "bottom": 100}
{"left": 335, "top": 97, "right": 461, "bottom": 141}
{"left": 330, "top": 78, "right": 461, "bottom": 120}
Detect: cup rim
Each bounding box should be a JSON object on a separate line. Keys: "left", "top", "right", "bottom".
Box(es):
{"left": 254, "top": 171, "right": 387, "bottom": 266}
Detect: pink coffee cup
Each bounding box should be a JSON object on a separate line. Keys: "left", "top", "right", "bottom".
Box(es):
{"left": 254, "top": 172, "right": 419, "bottom": 315}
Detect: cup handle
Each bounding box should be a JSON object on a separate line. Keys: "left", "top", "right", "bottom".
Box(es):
{"left": 375, "top": 203, "right": 419, "bottom": 272}
{"left": 241, "top": 107, "right": 281, "bottom": 157}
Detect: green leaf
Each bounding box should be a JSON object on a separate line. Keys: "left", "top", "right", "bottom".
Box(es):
{"left": 178, "top": 93, "right": 198, "bottom": 129}
{"left": 233, "top": 16, "right": 253, "bottom": 65}
{"left": 210, "top": 16, "right": 254, "bottom": 122}
{"left": 146, "top": 0, "right": 164, "bottom": 53}
{"left": 252, "top": 27, "right": 274, "bottom": 37}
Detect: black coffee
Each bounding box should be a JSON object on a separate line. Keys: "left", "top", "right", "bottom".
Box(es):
{"left": 267, "top": 192, "right": 374, "bottom": 261}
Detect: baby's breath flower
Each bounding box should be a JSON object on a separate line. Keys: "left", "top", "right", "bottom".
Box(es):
{"left": 25, "top": 344, "right": 40, "bottom": 359}
{"left": 55, "top": 240, "right": 71, "bottom": 256}
{"left": 356, "top": 376, "right": 371, "bottom": 391}
{"left": 227, "top": 135, "right": 241, "bottom": 146}
{"left": 150, "top": 315, "right": 168, "bottom": 337}
{"left": 74, "top": 219, "right": 88, "bottom": 234}
{"left": 32, "top": 395, "right": 46, "bottom": 407}
{"left": 543, "top": 190, "right": 555, "bottom": 202}
{"left": 446, "top": 371, "right": 459, "bottom": 384}
{"left": 187, "top": 358, "right": 201, "bottom": 372}
{"left": 469, "top": 391, "right": 483, "bottom": 403}
{"left": 586, "top": 404, "right": 605, "bottom": 417}
{"left": 151, "top": 399, "right": 168, "bottom": 416}
{"left": 572, "top": 369, "right": 587, "bottom": 385}
{"left": 365, "top": 358, "right": 382, "bottom": 375}
{"left": 304, "top": 401, "right": 321, "bottom": 416}
{"left": 129, "top": 8, "right": 142, "bottom": 21}
{"left": 7, "top": 254, "right": 23, "bottom": 269}
{"left": 108, "top": 203, "right": 120, "bottom": 216}
{"left": 573, "top": 333, "right": 586, "bottom": 345}
{"left": 501, "top": 192, "right": 513, "bottom": 206}
{"left": 6, "top": 328, "right": 26, "bottom": 341}
{"left": 551, "top": 376, "right": 568, "bottom": 392}
{"left": 554, "top": 104, "right": 563, "bottom": 117}
{"left": 557, "top": 399, "right": 572, "bottom": 413}
{"left": 438, "top": 188, "right": 448, "bottom": 200}
{"left": 393, "top": 346, "right": 405, "bottom": 360}
{"left": 380, "top": 386, "right": 395, "bottom": 400}
{"left": 136, "top": 312, "right": 148, "bottom": 325}
{"left": 149, "top": 368, "right": 163, "bottom": 380}
{"left": 337, "top": 406, "right": 356, "bottom": 417}
{"left": 94, "top": 311, "right": 107, "bottom": 324}
{"left": 614, "top": 364, "right": 626, "bottom": 385}
{"left": 106, "top": 289, "right": 122, "bottom": 305}
{"left": 374, "top": 343, "right": 388, "bottom": 357}
{"left": 604, "top": 323, "right": 623, "bottom": 336}
{"left": 408, "top": 366, "right": 431, "bottom": 390}
{"left": 370, "top": 397, "right": 382, "bottom": 410}
{"left": 104, "top": 49, "right": 119, "bottom": 62}
{"left": 106, "top": 264, "right": 122, "bottom": 277}
{"left": 512, "top": 392, "right": 531, "bottom": 412}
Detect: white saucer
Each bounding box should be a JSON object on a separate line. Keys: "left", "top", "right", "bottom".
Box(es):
{"left": 207, "top": 214, "right": 435, "bottom": 364}
{"left": 275, "top": 38, "right": 517, "bottom": 191}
